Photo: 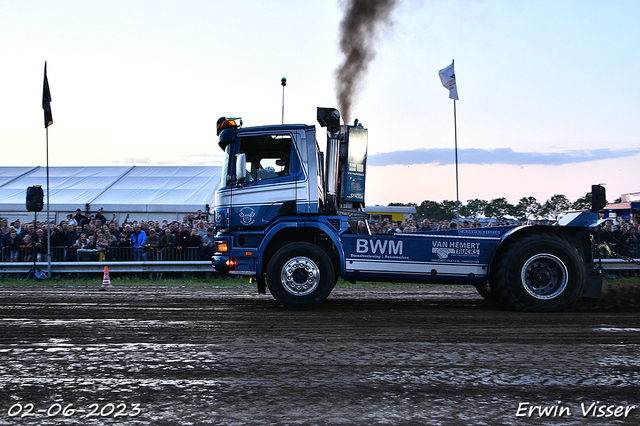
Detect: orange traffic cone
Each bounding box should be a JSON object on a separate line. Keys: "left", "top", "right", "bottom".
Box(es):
{"left": 101, "top": 266, "right": 112, "bottom": 288}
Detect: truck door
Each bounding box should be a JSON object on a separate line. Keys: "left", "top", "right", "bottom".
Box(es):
{"left": 227, "top": 131, "right": 302, "bottom": 230}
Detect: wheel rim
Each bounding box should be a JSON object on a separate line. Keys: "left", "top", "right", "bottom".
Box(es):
{"left": 521, "top": 253, "right": 568, "bottom": 300}
{"left": 281, "top": 256, "right": 320, "bottom": 296}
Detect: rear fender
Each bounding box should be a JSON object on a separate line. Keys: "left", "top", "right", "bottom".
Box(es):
{"left": 489, "top": 226, "right": 584, "bottom": 266}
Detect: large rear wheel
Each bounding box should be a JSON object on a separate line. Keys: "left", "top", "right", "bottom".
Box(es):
{"left": 267, "top": 242, "right": 335, "bottom": 310}
{"left": 490, "top": 233, "right": 586, "bottom": 312}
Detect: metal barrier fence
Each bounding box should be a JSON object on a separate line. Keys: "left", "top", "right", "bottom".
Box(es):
{"left": 0, "top": 258, "right": 637, "bottom": 278}
{"left": 597, "top": 258, "right": 640, "bottom": 271}
{"left": 0, "top": 246, "right": 218, "bottom": 276}
{"left": 1, "top": 246, "right": 212, "bottom": 263}
{"left": 0, "top": 261, "right": 214, "bottom": 275}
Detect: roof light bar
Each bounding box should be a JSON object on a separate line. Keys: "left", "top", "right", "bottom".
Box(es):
{"left": 216, "top": 117, "right": 242, "bottom": 136}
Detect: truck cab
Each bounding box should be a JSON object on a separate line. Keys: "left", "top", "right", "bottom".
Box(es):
{"left": 214, "top": 123, "right": 322, "bottom": 228}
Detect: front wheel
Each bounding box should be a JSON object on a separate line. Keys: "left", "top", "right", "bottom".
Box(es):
{"left": 267, "top": 242, "right": 335, "bottom": 310}
{"left": 490, "top": 233, "right": 586, "bottom": 312}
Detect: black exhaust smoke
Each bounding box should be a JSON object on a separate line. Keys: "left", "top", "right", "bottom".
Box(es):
{"left": 335, "top": 0, "right": 398, "bottom": 124}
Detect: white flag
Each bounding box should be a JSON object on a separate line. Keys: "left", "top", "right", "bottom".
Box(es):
{"left": 438, "top": 61, "right": 459, "bottom": 101}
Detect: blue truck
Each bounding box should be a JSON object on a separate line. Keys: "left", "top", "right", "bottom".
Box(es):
{"left": 212, "top": 107, "right": 604, "bottom": 311}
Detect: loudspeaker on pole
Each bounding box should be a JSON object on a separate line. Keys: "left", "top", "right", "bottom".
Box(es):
{"left": 26, "top": 186, "right": 44, "bottom": 212}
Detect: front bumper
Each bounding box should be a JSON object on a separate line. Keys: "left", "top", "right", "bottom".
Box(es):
{"left": 212, "top": 236, "right": 257, "bottom": 276}
{"left": 213, "top": 254, "right": 230, "bottom": 273}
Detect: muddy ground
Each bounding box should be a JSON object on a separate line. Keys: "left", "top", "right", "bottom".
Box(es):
{"left": 1, "top": 285, "right": 639, "bottom": 425}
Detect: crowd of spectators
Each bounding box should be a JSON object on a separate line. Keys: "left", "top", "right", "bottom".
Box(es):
{"left": 2, "top": 208, "right": 639, "bottom": 263}
{"left": 356, "top": 217, "right": 550, "bottom": 235}
{"left": 594, "top": 219, "right": 640, "bottom": 259}
{"left": 0, "top": 208, "right": 215, "bottom": 262}
{"left": 591, "top": 218, "right": 640, "bottom": 277}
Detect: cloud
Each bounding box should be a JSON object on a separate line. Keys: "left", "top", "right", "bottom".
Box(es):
{"left": 367, "top": 147, "right": 639, "bottom": 167}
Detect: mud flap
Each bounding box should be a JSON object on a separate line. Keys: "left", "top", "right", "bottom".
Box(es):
{"left": 582, "top": 270, "right": 603, "bottom": 299}
{"left": 257, "top": 276, "right": 266, "bottom": 294}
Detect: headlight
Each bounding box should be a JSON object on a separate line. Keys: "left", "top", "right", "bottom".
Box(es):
{"left": 214, "top": 241, "right": 229, "bottom": 253}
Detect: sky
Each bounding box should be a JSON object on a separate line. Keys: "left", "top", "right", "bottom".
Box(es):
{"left": 1, "top": 0, "right": 639, "bottom": 207}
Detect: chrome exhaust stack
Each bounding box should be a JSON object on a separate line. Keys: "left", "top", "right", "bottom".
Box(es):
{"left": 317, "top": 107, "right": 341, "bottom": 214}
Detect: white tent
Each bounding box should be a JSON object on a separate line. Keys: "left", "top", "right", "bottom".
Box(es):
{"left": 0, "top": 166, "right": 221, "bottom": 223}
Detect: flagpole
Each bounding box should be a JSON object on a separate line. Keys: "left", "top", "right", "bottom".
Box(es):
{"left": 438, "top": 59, "right": 461, "bottom": 221}
{"left": 43, "top": 61, "right": 52, "bottom": 278}
{"left": 451, "top": 58, "right": 460, "bottom": 221}
{"left": 454, "top": 97, "right": 460, "bottom": 221}
{"left": 46, "top": 127, "right": 51, "bottom": 277}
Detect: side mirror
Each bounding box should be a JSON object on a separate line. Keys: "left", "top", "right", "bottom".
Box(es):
{"left": 235, "top": 153, "right": 246, "bottom": 186}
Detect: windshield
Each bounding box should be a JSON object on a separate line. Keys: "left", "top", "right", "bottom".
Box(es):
{"left": 220, "top": 144, "right": 231, "bottom": 187}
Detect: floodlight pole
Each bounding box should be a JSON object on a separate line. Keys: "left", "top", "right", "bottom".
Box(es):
{"left": 281, "top": 77, "right": 286, "bottom": 124}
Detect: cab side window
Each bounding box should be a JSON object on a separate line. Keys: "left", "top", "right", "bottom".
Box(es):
{"left": 238, "top": 134, "right": 293, "bottom": 182}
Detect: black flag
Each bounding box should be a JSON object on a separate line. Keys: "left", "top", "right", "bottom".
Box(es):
{"left": 42, "top": 62, "right": 53, "bottom": 128}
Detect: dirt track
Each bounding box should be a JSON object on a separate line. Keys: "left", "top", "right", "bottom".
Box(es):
{"left": 1, "top": 285, "right": 639, "bottom": 425}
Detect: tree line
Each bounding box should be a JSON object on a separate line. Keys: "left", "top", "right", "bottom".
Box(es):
{"left": 390, "top": 192, "right": 617, "bottom": 222}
